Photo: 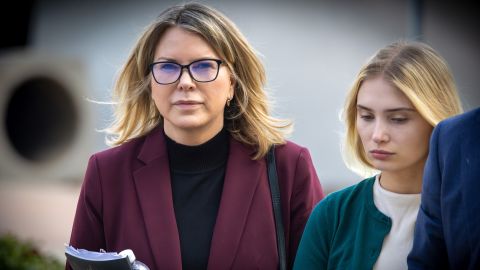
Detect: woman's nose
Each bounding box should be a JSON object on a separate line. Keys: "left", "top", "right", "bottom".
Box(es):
{"left": 177, "top": 68, "right": 195, "bottom": 90}
{"left": 372, "top": 122, "right": 389, "bottom": 143}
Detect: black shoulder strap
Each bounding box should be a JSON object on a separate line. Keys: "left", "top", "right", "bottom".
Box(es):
{"left": 266, "top": 145, "right": 287, "bottom": 270}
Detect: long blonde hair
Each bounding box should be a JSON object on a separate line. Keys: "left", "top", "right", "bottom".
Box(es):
{"left": 342, "top": 41, "right": 463, "bottom": 176}
{"left": 104, "top": 3, "right": 291, "bottom": 159}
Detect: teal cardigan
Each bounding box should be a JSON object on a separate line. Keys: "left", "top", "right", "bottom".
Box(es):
{"left": 293, "top": 177, "right": 392, "bottom": 270}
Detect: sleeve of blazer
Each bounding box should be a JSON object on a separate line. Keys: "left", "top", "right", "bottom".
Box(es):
{"left": 66, "top": 155, "right": 106, "bottom": 269}
{"left": 293, "top": 195, "right": 332, "bottom": 269}
{"left": 287, "top": 147, "right": 324, "bottom": 268}
{"left": 408, "top": 122, "right": 449, "bottom": 269}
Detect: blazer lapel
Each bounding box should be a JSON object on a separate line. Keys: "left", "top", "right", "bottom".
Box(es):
{"left": 133, "top": 128, "right": 182, "bottom": 270}
{"left": 208, "top": 138, "right": 264, "bottom": 269}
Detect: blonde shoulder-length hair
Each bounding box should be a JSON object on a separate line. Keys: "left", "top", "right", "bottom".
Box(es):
{"left": 104, "top": 3, "right": 291, "bottom": 159}
{"left": 342, "top": 41, "right": 463, "bottom": 176}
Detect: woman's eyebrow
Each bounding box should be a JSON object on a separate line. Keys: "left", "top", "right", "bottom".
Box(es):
{"left": 356, "top": 104, "right": 415, "bottom": 112}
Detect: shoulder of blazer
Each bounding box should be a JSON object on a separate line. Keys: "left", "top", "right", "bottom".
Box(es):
{"left": 273, "top": 140, "right": 312, "bottom": 172}
{"left": 438, "top": 107, "right": 480, "bottom": 137}
{"left": 91, "top": 126, "right": 164, "bottom": 165}
{"left": 275, "top": 140, "right": 307, "bottom": 159}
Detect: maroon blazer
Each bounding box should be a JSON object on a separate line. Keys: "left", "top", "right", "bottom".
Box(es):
{"left": 68, "top": 126, "right": 324, "bottom": 270}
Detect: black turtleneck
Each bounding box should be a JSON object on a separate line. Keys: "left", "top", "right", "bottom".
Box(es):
{"left": 165, "top": 128, "right": 229, "bottom": 270}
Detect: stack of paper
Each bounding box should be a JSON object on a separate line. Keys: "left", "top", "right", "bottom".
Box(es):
{"left": 65, "top": 245, "right": 135, "bottom": 270}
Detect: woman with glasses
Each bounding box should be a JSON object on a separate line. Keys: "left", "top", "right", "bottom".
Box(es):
{"left": 293, "top": 41, "right": 462, "bottom": 270}
{"left": 68, "top": 3, "right": 324, "bottom": 270}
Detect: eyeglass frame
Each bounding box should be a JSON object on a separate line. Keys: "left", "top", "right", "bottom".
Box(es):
{"left": 149, "top": 58, "right": 224, "bottom": 85}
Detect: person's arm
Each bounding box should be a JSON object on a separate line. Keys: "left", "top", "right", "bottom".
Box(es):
{"left": 288, "top": 147, "right": 324, "bottom": 268}
{"left": 408, "top": 123, "right": 449, "bottom": 269}
{"left": 293, "top": 198, "right": 331, "bottom": 270}
{"left": 66, "top": 155, "right": 106, "bottom": 269}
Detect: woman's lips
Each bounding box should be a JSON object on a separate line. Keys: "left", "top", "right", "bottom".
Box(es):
{"left": 173, "top": 100, "right": 202, "bottom": 109}
{"left": 370, "top": 149, "right": 394, "bottom": 160}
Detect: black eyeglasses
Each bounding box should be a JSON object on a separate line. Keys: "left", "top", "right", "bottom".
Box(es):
{"left": 149, "top": 59, "right": 223, "bottom": 85}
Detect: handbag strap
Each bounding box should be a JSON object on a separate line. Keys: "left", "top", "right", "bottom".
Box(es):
{"left": 266, "top": 145, "right": 287, "bottom": 270}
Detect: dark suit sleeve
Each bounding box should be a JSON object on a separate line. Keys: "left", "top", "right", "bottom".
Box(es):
{"left": 288, "top": 147, "right": 324, "bottom": 268}
{"left": 408, "top": 123, "right": 449, "bottom": 269}
{"left": 66, "top": 155, "right": 106, "bottom": 269}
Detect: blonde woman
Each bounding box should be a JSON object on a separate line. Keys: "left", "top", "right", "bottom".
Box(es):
{"left": 68, "top": 3, "right": 323, "bottom": 270}
{"left": 293, "top": 41, "right": 462, "bottom": 270}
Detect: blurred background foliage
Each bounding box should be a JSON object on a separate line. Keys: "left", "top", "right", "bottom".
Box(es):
{"left": 0, "top": 233, "right": 63, "bottom": 270}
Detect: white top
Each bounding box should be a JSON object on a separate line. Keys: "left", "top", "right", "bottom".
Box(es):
{"left": 372, "top": 175, "right": 421, "bottom": 270}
